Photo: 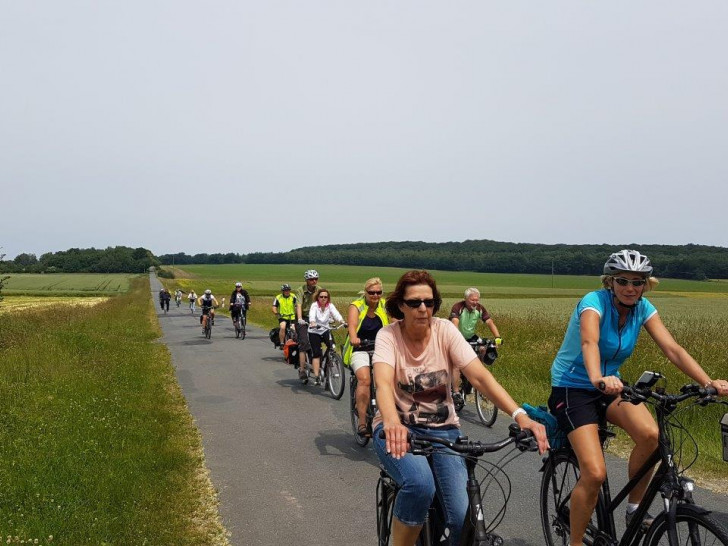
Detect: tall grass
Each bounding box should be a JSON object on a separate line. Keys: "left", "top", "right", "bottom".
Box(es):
{"left": 0, "top": 279, "right": 228, "bottom": 545}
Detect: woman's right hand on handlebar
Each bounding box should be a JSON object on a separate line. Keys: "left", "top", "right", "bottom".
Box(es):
{"left": 351, "top": 336, "right": 361, "bottom": 347}
{"left": 595, "top": 375, "right": 623, "bottom": 395}
{"left": 383, "top": 422, "right": 410, "bottom": 459}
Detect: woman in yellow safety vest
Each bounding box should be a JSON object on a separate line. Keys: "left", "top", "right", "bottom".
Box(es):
{"left": 344, "top": 277, "right": 390, "bottom": 436}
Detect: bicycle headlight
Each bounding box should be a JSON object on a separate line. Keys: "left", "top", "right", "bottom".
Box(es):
{"left": 681, "top": 478, "right": 695, "bottom": 494}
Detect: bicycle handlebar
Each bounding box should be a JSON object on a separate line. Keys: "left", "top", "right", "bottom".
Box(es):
{"left": 357, "top": 339, "right": 376, "bottom": 350}
{"left": 598, "top": 380, "right": 720, "bottom": 406}
{"left": 378, "top": 424, "right": 537, "bottom": 456}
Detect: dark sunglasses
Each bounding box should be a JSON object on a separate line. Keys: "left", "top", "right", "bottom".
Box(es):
{"left": 318, "top": 295, "right": 329, "bottom": 299}
{"left": 613, "top": 277, "right": 647, "bottom": 287}
{"left": 367, "top": 290, "right": 383, "bottom": 296}
{"left": 403, "top": 298, "right": 436, "bottom": 309}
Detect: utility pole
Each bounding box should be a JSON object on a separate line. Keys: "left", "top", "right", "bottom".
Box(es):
{"left": 551, "top": 258, "right": 554, "bottom": 289}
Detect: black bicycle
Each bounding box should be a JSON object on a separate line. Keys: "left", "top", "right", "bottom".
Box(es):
{"left": 349, "top": 339, "right": 377, "bottom": 447}
{"left": 540, "top": 371, "right": 728, "bottom": 546}
{"left": 201, "top": 305, "right": 214, "bottom": 339}
{"left": 377, "top": 425, "right": 538, "bottom": 545}
{"left": 232, "top": 304, "right": 247, "bottom": 339}
{"left": 300, "top": 323, "right": 346, "bottom": 400}
{"left": 452, "top": 338, "right": 499, "bottom": 427}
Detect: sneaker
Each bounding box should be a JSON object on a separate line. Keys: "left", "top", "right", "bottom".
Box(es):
{"left": 626, "top": 509, "right": 655, "bottom": 529}
{"left": 298, "top": 370, "right": 307, "bottom": 380}
{"left": 314, "top": 378, "right": 321, "bottom": 386}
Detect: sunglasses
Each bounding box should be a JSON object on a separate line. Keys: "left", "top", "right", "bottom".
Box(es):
{"left": 403, "top": 298, "right": 436, "bottom": 309}
{"left": 367, "top": 290, "right": 383, "bottom": 296}
{"left": 318, "top": 295, "right": 329, "bottom": 299}
{"left": 613, "top": 277, "right": 647, "bottom": 287}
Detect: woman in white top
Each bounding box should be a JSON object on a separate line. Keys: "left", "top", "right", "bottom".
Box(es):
{"left": 308, "top": 287, "right": 345, "bottom": 384}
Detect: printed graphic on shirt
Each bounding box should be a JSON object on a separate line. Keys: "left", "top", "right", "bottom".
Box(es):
{"left": 397, "top": 367, "right": 450, "bottom": 425}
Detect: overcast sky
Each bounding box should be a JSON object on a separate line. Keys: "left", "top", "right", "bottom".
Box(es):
{"left": 2, "top": 1, "right": 727, "bottom": 259}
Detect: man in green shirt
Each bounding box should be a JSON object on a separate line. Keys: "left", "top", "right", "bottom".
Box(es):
{"left": 449, "top": 287, "right": 502, "bottom": 402}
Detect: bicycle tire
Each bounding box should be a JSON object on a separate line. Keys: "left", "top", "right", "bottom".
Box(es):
{"left": 643, "top": 505, "right": 728, "bottom": 545}
{"left": 240, "top": 315, "right": 246, "bottom": 340}
{"left": 540, "top": 449, "right": 590, "bottom": 546}
{"left": 377, "top": 477, "right": 396, "bottom": 546}
{"left": 474, "top": 390, "right": 498, "bottom": 427}
{"left": 327, "top": 352, "right": 346, "bottom": 400}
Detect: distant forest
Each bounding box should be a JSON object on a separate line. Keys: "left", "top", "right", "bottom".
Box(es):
{"left": 165, "top": 241, "right": 728, "bottom": 280}
{"left": 0, "top": 247, "right": 158, "bottom": 274}
{"left": 4, "top": 241, "right": 727, "bottom": 280}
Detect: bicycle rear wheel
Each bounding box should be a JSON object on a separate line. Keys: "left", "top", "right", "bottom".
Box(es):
{"left": 327, "top": 352, "right": 346, "bottom": 400}
{"left": 474, "top": 390, "right": 498, "bottom": 427}
{"left": 643, "top": 505, "right": 728, "bottom": 545}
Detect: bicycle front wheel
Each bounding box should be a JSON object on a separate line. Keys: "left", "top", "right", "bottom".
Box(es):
{"left": 240, "top": 315, "right": 246, "bottom": 339}
{"left": 474, "top": 390, "right": 498, "bottom": 427}
{"left": 377, "top": 477, "right": 396, "bottom": 546}
{"left": 350, "top": 374, "right": 369, "bottom": 447}
{"left": 327, "top": 352, "right": 346, "bottom": 400}
{"left": 643, "top": 505, "right": 728, "bottom": 545}
{"left": 540, "top": 449, "right": 591, "bottom": 546}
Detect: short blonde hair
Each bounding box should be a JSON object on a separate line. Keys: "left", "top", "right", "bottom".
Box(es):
{"left": 364, "top": 277, "right": 383, "bottom": 292}
{"left": 601, "top": 275, "right": 659, "bottom": 292}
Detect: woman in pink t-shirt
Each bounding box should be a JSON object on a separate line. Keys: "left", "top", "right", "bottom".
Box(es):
{"left": 373, "top": 270, "right": 548, "bottom": 546}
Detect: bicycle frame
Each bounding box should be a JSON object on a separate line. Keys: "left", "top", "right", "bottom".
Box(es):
{"left": 549, "top": 389, "right": 712, "bottom": 546}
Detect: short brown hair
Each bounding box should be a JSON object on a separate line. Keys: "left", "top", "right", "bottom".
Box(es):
{"left": 385, "top": 270, "right": 442, "bottom": 320}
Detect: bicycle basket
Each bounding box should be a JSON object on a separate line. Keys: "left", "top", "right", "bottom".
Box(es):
{"left": 523, "top": 403, "right": 567, "bottom": 449}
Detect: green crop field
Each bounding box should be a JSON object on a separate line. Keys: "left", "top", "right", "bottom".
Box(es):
{"left": 163, "top": 263, "right": 728, "bottom": 487}
{"left": 3, "top": 274, "right": 135, "bottom": 296}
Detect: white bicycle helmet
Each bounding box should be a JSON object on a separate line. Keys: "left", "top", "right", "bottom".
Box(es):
{"left": 304, "top": 269, "right": 319, "bottom": 280}
{"left": 205, "top": 289, "right": 212, "bottom": 295}
{"left": 235, "top": 282, "right": 242, "bottom": 287}
{"left": 603, "top": 250, "right": 653, "bottom": 277}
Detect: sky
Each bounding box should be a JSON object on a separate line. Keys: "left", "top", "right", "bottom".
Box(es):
{"left": 2, "top": 1, "right": 727, "bottom": 260}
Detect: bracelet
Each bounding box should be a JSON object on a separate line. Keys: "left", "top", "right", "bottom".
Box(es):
{"left": 704, "top": 380, "right": 713, "bottom": 388}
{"left": 511, "top": 407, "right": 527, "bottom": 420}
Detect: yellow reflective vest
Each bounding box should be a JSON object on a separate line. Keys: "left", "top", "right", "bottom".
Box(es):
{"left": 342, "top": 297, "right": 389, "bottom": 366}
{"left": 274, "top": 294, "right": 297, "bottom": 319}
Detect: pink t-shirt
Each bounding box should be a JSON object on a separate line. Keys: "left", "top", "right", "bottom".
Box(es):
{"left": 373, "top": 318, "right": 477, "bottom": 429}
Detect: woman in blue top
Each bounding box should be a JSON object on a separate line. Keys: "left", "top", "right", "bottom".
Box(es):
{"left": 549, "top": 250, "right": 728, "bottom": 546}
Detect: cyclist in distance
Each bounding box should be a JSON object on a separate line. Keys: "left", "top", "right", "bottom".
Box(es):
{"left": 188, "top": 290, "right": 197, "bottom": 313}
{"left": 174, "top": 288, "right": 183, "bottom": 307}
{"left": 229, "top": 281, "right": 251, "bottom": 327}
{"left": 296, "top": 270, "right": 319, "bottom": 376}
{"left": 449, "top": 287, "right": 502, "bottom": 405}
{"left": 197, "top": 289, "right": 218, "bottom": 330}
{"left": 343, "top": 277, "right": 390, "bottom": 436}
{"left": 373, "top": 270, "right": 548, "bottom": 546}
{"left": 159, "top": 288, "right": 171, "bottom": 312}
{"left": 272, "top": 284, "right": 297, "bottom": 351}
{"left": 548, "top": 249, "right": 728, "bottom": 546}
{"left": 307, "top": 287, "right": 345, "bottom": 385}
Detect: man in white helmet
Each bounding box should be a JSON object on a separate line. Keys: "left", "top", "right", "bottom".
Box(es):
{"left": 295, "top": 269, "right": 319, "bottom": 377}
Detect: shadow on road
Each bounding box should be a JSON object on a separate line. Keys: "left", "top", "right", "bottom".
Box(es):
{"left": 313, "top": 429, "right": 380, "bottom": 467}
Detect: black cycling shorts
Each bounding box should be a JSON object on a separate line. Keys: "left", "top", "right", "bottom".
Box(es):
{"left": 548, "top": 387, "right": 617, "bottom": 434}
{"left": 308, "top": 331, "right": 331, "bottom": 359}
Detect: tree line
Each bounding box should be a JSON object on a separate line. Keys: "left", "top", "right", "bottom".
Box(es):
{"left": 0, "top": 247, "right": 159, "bottom": 274}
{"left": 244, "top": 240, "right": 728, "bottom": 280}
{"left": 3, "top": 241, "right": 728, "bottom": 280}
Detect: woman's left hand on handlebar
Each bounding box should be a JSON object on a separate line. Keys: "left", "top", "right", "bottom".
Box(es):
{"left": 707, "top": 379, "right": 728, "bottom": 396}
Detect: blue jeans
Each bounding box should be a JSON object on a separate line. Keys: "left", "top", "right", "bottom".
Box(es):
{"left": 373, "top": 424, "right": 468, "bottom": 544}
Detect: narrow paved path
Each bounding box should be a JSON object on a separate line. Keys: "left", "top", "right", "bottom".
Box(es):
{"left": 150, "top": 275, "right": 727, "bottom": 545}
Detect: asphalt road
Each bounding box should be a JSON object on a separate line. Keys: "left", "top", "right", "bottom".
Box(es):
{"left": 150, "top": 275, "right": 727, "bottom": 545}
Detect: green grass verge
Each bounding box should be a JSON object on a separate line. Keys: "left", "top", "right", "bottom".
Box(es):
{"left": 0, "top": 278, "right": 228, "bottom": 545}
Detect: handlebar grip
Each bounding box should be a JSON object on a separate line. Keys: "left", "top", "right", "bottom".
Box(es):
{"left": 598, "top": 381, "right": 606, "bottom": 391}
